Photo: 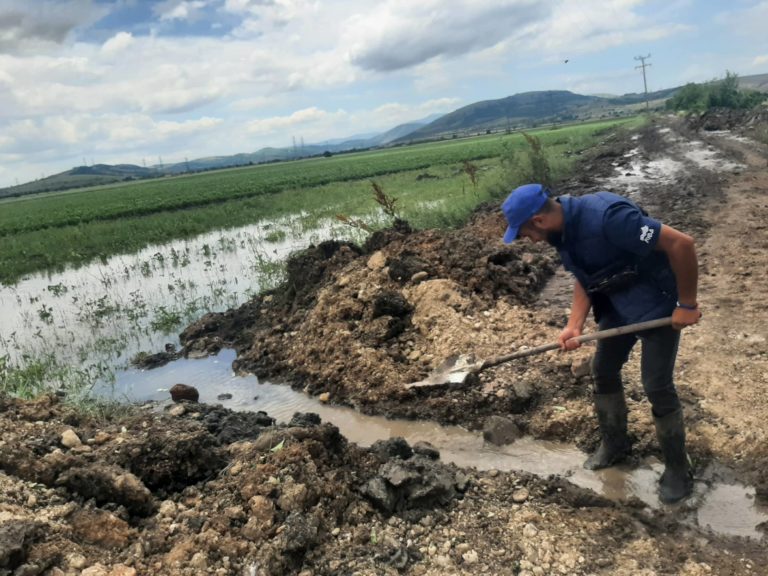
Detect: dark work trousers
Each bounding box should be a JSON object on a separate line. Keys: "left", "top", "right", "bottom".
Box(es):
{"left": 591, "top": 324, "right": 681, "bottom": 417}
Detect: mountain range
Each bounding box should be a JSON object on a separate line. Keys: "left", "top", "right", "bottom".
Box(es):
{"left": 3, "top": 73, "right": 767, "bottom": 198}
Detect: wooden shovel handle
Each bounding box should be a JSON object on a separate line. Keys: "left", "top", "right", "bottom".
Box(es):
{"left": 478, "top": 316, "right": 673, "bottom": 371}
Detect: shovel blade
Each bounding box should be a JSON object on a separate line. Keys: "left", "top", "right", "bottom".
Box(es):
{"left": 405, "top": 354, "right": 476, "bottom": 389}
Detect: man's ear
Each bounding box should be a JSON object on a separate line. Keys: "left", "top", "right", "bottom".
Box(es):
{"left": 529, "top": 213, "right": 546, "bottom": 227}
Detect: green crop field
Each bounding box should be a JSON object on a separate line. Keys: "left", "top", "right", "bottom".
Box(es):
{"left": 0, "top": 118, "right": 640, "bottom": 285}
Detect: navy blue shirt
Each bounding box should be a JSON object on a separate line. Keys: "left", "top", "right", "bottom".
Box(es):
{"left": 555, "top": 192, "right": 677, "bottom": 326}
{"left": 602, "top": 201, "right": 662, "bottom": 257}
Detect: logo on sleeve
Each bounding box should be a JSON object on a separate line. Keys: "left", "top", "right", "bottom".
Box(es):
{"left": 639, "top": 225, "right": 654, "bottom": 243}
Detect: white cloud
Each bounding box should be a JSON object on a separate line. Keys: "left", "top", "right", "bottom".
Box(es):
{"left": 344, "top": 0, "right": 548, "bottom": 72}
{"left": 155, "top": 0, "right": 211, "bottom": 22}
{"left": 0, "top": 113, "right": 222, "bottom": 155}
{"left": 753, "top": 54, "right": 768, "bottom": 66}
{"left": 247, "top": 107, "right": 346, "bottom": 134}
{"left": 372, "top": 98, "right": 461, "bottom": 125}
{"left": 101, "top": 31, "right": 134, "bottom": 54}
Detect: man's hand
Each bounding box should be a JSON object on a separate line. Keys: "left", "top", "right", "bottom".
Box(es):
{"left": 671, "top": 306, "right": 702, "bottom": 330}
{"left": 558, "top": 326, "right": 582, "bottom": 350}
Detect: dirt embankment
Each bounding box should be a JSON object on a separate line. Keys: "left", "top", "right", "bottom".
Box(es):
{"left": 2, "top": 113, "right": 768, "bottom": 575}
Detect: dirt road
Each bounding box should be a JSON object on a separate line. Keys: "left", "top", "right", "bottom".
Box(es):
{"left": 1, "top": 112, "right": 767, "bottom": 575}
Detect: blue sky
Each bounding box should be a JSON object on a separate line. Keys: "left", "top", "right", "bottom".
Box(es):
{"left": 1, "top": 0, "right": 766, "bottom": 187}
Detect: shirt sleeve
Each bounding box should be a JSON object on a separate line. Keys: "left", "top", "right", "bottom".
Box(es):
{"left": 602, "top": 201, "right": 661, "bottom": 257}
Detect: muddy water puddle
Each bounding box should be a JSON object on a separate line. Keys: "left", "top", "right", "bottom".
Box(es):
{"left": 110, "top": 350, "right": 768, "bottom": 541}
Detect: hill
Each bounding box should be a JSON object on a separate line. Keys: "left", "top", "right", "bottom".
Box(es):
{"left": 0, "top": 164, "right": 159, "bottom": 199}
{"left": 737, "top": 72, "right": 768, "bottom": 92}
{"left": 396, "top": 87, "right": 679, "bottom": 142}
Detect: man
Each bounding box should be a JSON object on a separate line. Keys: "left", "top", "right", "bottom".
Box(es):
{"left": 501, "top": 183, "right": 701, "bottom": 504}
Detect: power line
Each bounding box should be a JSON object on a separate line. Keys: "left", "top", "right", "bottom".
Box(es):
{"left": 634, "top": 54, "right": 652, "bottom": 111}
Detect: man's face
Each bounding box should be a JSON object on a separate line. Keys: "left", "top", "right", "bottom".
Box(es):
{"left": 517, "top": 219, "right": 548, "bottom": 243}
{"left": 518, "top": 217, "right": 561, "bottom": 247}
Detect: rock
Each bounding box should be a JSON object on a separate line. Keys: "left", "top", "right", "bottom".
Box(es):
{"left": 69, "top": 510, "right": 136, "bottom": 548}
{"left": 372, "top": 290, "right": 413, "bottom": 318}
{"left": 66, "top": 554, "right": 87, "bottom": 570}
{"left": 367, "top": 251, "right": 387, "bottom": 270}
{"left": 167, "top": 404, "right": 186, "bottom": 417}
{"left": 512, "top": 488, "right": 530, "bottom": 503}
{"left": 462, "top": 550, "right": 479, "bottom": 564}
{"left": 216, "top": 393, "right": 233, "bottom": 400}
{"left": 278, "top": 512, "right": 319, "bottom": 553}
{"left": 0, "top": 520, "right": 43, "bottom": 572}
{"left": 362, "top": 456, "right": 460, "bottom": 513}
{"left": 158, "top": 500, "right": 177, "bottom": 517}
{"left": 169, "top": 384, "right": 199, "bottom": 403}
{"left": 61, "top": 429, "right": 82, "bottom": 448}
{"left": 289, "top": 412, "right": 322, "bottom": 427}
{"left": 483, "top": 415, "right": 522, "bottom": 446}
{"left": 278, "top": 480, "right": 309, "bottom": 512}
{"left": 189, "top": 552, "right": 208, "bottom": 570}
{"left": 411, "top": 271, "right": 429, "bottom": 283}
{"left": 369, "top": 437, "right": 413, "bottom": 461}
{"left": 318, "top": 392, "right": 330, "bottom": 403}
{"left": 570, "top": 355, "right": 593, "bottom": 378}
{"left": 412, "top": 441, "right": 440, "bottom": 460}
{"left": 57, "top": 464, "right": 155, "bottom": 516}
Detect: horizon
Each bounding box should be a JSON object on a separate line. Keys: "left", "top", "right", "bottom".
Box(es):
{"left": 1, "top": 0, "right": 767, "bottom": 188}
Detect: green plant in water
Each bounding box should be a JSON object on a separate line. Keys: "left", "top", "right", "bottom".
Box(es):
{"left": 0, "top": 353, "right": 114, "bottom": 401}
{"left": 150, "top": 306, "right": 183, "bottom": 333}
{"left": 264, "top": 229, "right": 287, "bottom": 243}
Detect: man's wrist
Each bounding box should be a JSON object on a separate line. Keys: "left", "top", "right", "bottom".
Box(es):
{"left": 676, "top": 301, "right": 698, "bottom": 310}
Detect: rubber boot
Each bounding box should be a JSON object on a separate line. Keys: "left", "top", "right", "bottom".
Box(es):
{"left": 583, "top": 392, "right": 632, "bottom": 470}
{"left": 654, "top": 409, "right": 693, "bottom": 504}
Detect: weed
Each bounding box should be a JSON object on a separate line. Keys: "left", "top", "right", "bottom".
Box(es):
{"left": 371, "top": 181, "right": 399, "bottom": 220}
{"left": 462, "top": 160, "right": 480, "bottom": 195}
{"left": 150, "top": 306, "right": 183, "bottom": 333}
{"left": 335, "top": 214, "right": 372, "bottom": 233}
{"left": 264, "top": 229, "right": 287, "bottom": 243}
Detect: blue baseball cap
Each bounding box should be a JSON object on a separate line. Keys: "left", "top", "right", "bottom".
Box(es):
{"left": 501, "top": 183, "right": 549, "bottom": 243}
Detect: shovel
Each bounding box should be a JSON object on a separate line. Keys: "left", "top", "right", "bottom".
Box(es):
{"left": 405, "top": 316, "right": 673, "bottom": 389}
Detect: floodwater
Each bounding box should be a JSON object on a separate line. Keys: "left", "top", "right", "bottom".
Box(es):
{"left": 112, "top": 349, "right": 768, "bottom": 541}
{"left": 601, "top": 131, "right": 744, "bottom": 198}
{"left": 0, "top": 214, "right": 357, "bottom": 374}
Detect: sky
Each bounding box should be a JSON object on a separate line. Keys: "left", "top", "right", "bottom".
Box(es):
{"left": 0, "top": 0, "right": 767, "bottom": 187}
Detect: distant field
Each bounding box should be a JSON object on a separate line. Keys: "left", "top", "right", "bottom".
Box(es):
{"left": 0, "top": 118, "right": 639, "bottom": 284}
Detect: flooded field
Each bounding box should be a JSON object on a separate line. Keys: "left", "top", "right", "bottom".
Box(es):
{"left": 0, "top": 214, "right": 362, "bottom": 390}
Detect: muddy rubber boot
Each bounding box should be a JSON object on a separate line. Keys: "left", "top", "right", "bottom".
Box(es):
{"left": 654, "top": 409, "right": 693, "bottom": 504}
{"left": 583, "top": 392, "right": 632, "bottom": 470}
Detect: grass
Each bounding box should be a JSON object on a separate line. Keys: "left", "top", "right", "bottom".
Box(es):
{"left": 0, "top": 118, "right": 638, "bottom": 285}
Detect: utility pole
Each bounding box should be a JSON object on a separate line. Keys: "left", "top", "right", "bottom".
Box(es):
{"left": 634, "top": 54, "right": 652, "bottom": 111}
